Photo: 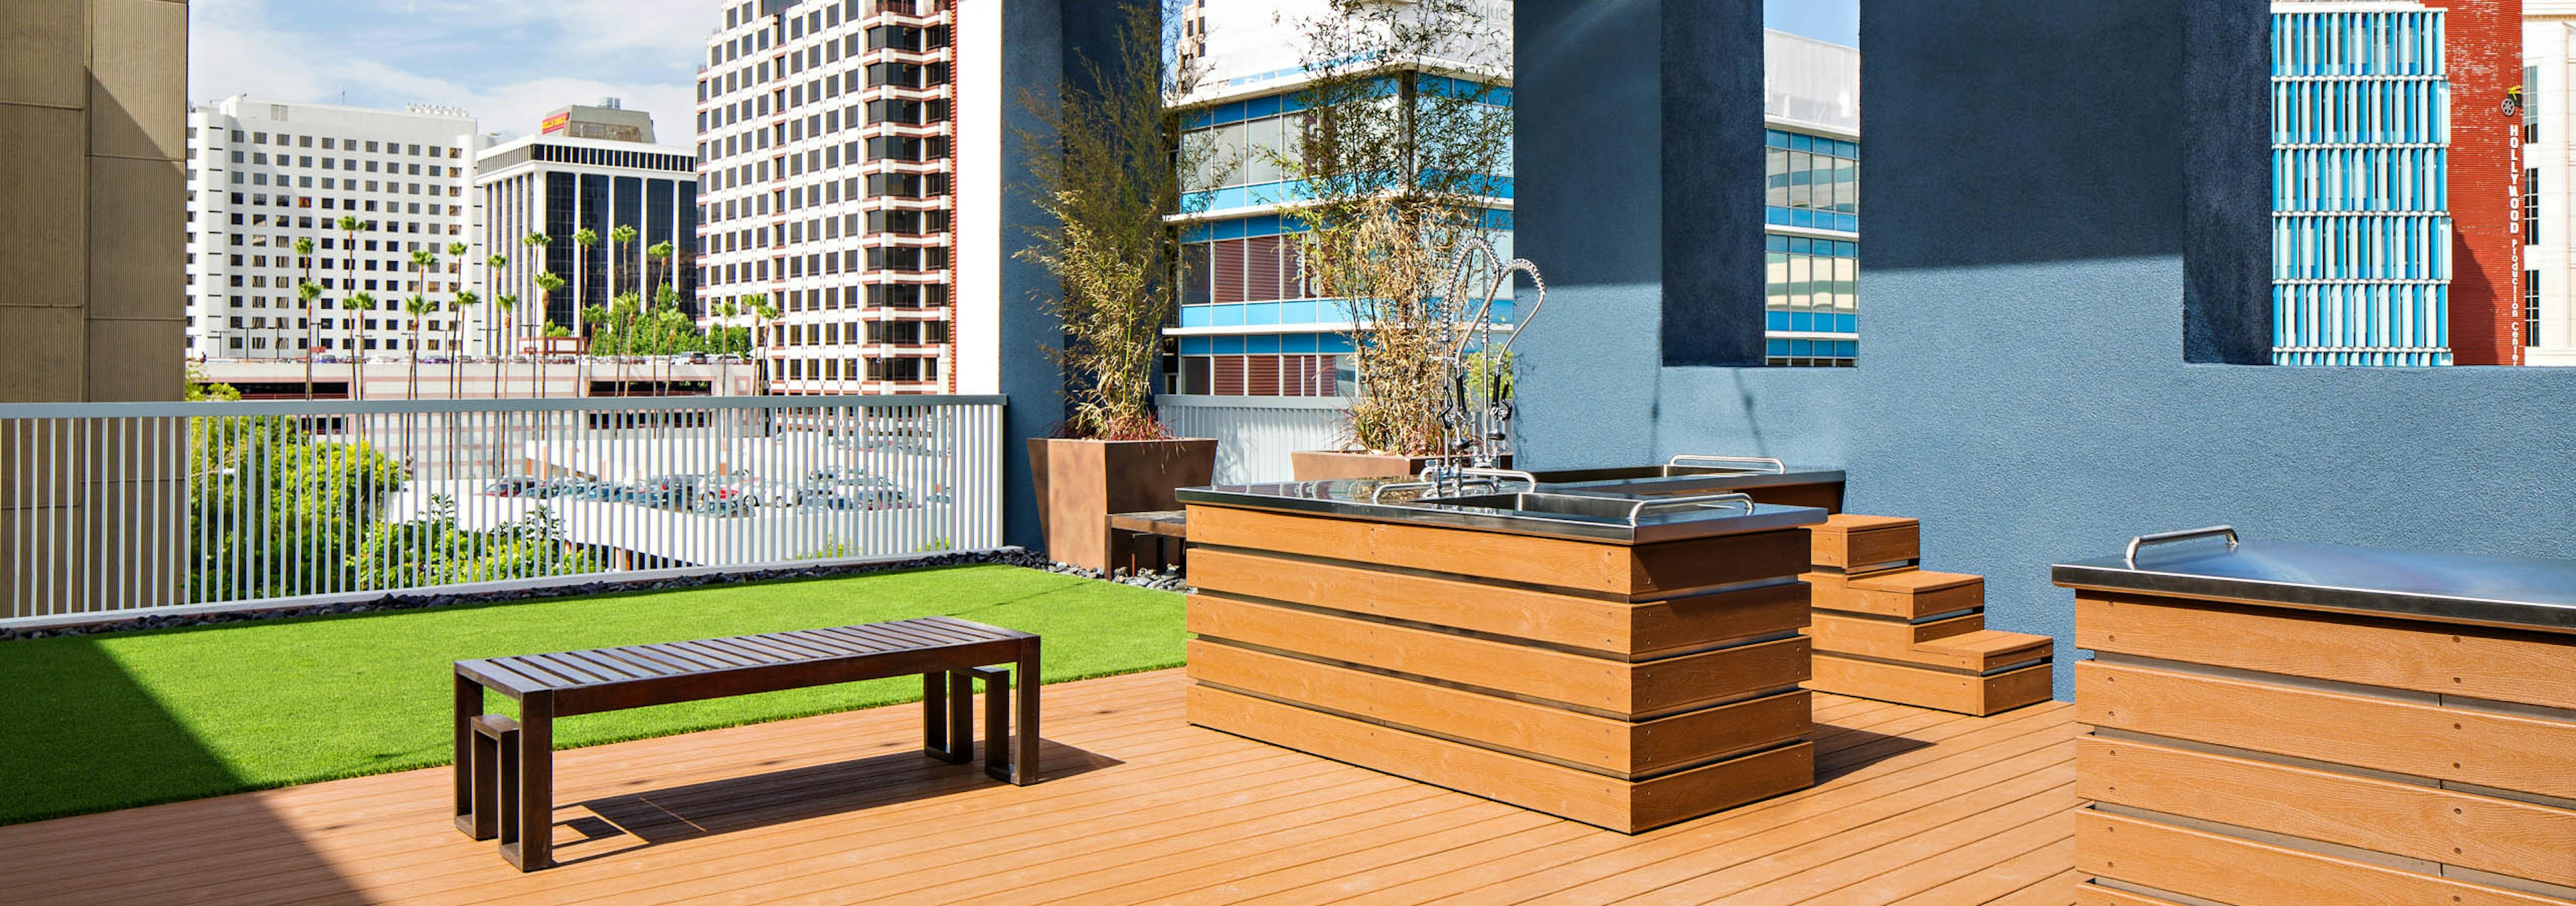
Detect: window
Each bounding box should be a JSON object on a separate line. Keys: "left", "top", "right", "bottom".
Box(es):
{"left": 1181, "top": 236, "right": 1307, "bottom": 305}
{"left": 2526, "top": 65, "right": 2540, "bottom": 144}
{"left": 2527, "top": 168, "right": 2540, "bottom": 247}
{"left": 2528, "top": 270, "right": 2542, "bottom": 347}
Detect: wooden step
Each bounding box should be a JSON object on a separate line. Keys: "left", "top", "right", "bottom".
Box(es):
{"left": 1805, "top": 513, "right": 1920, "bottom": 572}
{"left": 1803, "top": 610, "right": 1985, "bottom": 662}
{"left": 1912, "top": 630, "right": 2055, "bottom": 673}
{"left": 1807, "top": 653, "right": 2053, "bottom": 716}
{"left": 1809, "top": 569, "right": 1984, "bottom": 619}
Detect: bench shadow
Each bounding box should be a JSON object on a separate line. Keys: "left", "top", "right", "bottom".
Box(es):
{"left": 1809, "top": 725, "right": 1935, "bottom": 784}
{"left": 549, "top": 738, "right": 1120, "bottom": 864}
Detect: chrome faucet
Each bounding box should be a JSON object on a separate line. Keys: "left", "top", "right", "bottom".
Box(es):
{"left": 1422, "top": 237, "right": 1546, "bottom": 496}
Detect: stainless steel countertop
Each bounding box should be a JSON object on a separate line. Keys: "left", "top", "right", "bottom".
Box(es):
{"left": 1175, "top": 476, "right": 1829, "bottom": 544}
{"left": 2054, "top": 539, "right": 2576, "bottom": 635}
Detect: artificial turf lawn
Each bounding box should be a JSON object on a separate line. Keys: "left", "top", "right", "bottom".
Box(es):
{"left": 0, "top": 564, "right": 1184, "bottom": 825}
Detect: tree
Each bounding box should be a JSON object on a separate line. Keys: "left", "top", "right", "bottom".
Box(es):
{"left": 402, "top": 295, "right": 433, "bottom": 397}
{"left": 645, "top": 241, "right": 675, "bottom": 305}
{"left": 520, "top": 232, "right": 553, "bottom": 362}
{"left": 1014, "top": 2, "right": 1205, "bottom": 439}
{"left": 580, "top": 303, "right": 609, "bottom": 398}
{"left": 446, "top": 242, "right": 470, "bottom": 397}
{"left": 572, "top": 228, "right": 600, "bottom": 336}
{"left": 187, "top": 415, "right": 406, "bottom": 601}
{"left": 743, "top": 293, "right": 776, "bottom": 395}
{"left": 353, "top": 495, "right": 601, "bottom": 590}
{"left": 609, "top": 224, "right": 639, "bottom": 300}
{"left": 451, "top": 290, "right": 480, "bottom": 399}
{"left": 296, "top": 279, "right": 323, "bottom": 399}
{"left": 341, "top": 291, "right": 374, "bottom": 397}
{"left": 337, "top": 216, "right": 366, "bottom": 399}
{"left": 533, "top": 270, "right": 567, "bottom": 398}
{"left": 1278, "top": 0, "right": 1513, "bottom": 456}
{"left": 294, "top": 237, "right": 319, "bottom": 399}
{"left": 484, "top": 253, "right": 511, "bottom": 396}
{"left": 492, "top": 293, "right": 519, "bottom": 399}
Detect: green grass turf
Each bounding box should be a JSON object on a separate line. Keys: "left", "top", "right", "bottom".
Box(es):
{"left": 0, "top": 564, "right": 1184, "bottom": 825}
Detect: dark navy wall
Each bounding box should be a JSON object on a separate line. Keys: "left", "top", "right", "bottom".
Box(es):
{"left": 1515, "top": 0, "right": 2576, "bottom": 697}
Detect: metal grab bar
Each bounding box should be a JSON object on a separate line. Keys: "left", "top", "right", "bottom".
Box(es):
{"left": 1420, "top": 466, "right": 1538, "bottom": 489}
{"left": 2125, "top": 525, "right": 2239, "bottom": 566}
{"left": 1626, "top": 493, "right": 1755, "bottom": 525}
{"left": 1666, "top": 455, "right": 1787, "bottom": 475}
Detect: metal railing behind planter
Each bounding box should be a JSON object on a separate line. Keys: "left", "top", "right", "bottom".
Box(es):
{"left": 0, "top": 395, "right": 1005, "bottom": 623}
{"left": 1157, "top": 395, "right": 1350, "bottom": 485}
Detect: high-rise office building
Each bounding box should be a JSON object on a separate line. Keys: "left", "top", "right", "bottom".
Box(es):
{"left": 2269, "top": 0, "right": 2524, "bottom": 366}
{"left": 183, "top": 97, "right": 483, "bottom": 360}
{"left": 476, "top": 104, "right": 702, "bottom": 357}
{"left": 696, "top": 0, "right": 957, "bottom": 395}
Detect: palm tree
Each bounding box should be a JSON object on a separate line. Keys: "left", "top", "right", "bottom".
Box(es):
{"left": 407, "top": 248, "right": 438, "bottom": 396}
{"left": 645, "top": 241, "right": 674, "bottom": 307}
{"left": 342, "top": 291, "right": 374, "bottom": 397}
{"left": 492, "top": 293, "right": 518, "bottom": 399}
{"left": 751, "top": 295, "right": 780, "bottom": 396}
{"left": 402, "top": 294, "right": 433, "bottom": 397}
{"left": 580, "top": 303, "right": 609, "bottom": 398}
{"left": 445, "top": 242, "right": 470, "bottom": 397}
{"left": 533, "top": 271, "right": 566, "bottom": 398}
{"left": 294, "top": 237, "right": 318, "bottom": 398}
{"left": 609, "top": 224, "right": 639, "bottom": 299}
{"left": 336, "top": 216, "right": 365, "bottom": 397}
{"left": 295, "top": 279, "right": 323, "bottom": 399}
{"left": 451, "top": 290, "right": 480, "bottom": 399}
{"left": 572, "top": 227, "right": 599, "bottom": 334}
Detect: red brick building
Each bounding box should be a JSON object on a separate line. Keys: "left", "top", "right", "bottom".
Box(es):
{"left": 2426, "top": 0, "right": 2527, "bottom": 364}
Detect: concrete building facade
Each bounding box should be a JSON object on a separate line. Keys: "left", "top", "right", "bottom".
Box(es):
{"left": 696, "top": 0, "right": 957, "bottom": 395}
{"left": 2526, "top": 1, "right": 2576, "bottom": 364}
{"left": 183, "top": 97, "right": 483, "bottom": 360}
{"left": 0, "top": 0, "right": 189, "bottom": 401}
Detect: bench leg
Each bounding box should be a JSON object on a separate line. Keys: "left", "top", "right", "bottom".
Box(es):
{"left": 1014, "top": 640, "right": 1041, "bottom": 786}
{"left": 922, "top": 672, "right": 949, "bottom": 759}
{"left": 502, "top": 693, "right": 553, "bottom": 872}
{"left": 967, "top": 666, "right": 1010, "bottom": 782}
{"left": 468, "top": 727, "right": 500, "bottom": 840}
{"left": 948, "top": 670, "right": 973, "bottom": 763}
{"left": 452, "top": 673, "right": 480, "bottom": 837}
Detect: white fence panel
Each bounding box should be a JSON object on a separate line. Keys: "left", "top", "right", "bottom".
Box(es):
{"left": 1158, "top": 396, "right": 1350, "bottom": 485}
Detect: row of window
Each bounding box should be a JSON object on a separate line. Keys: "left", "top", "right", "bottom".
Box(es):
{"left": 219, "top": 172, "right": 459, "bottom": 196}
{"left": 218, "top": 150, "right": 460, "bottom": 179}
{"left": 527, "top": 144, "right": 694, "bottom": 173}
{"left": 195, "top": 128, "right": 462, "bottom": 159}
{"left": 775, "top": 355, "right": 942, "bottom": 383}
{"left": 211, "top": 191, "right": 462, "bottom": 223}
{"left": 705, "top": 246, "right": 949, "bottom": 285}
{"left": 1170, "top": 354, "right": 1346, "bottom": 398}
{"left": 195, "top": 335, "right": 457, "bottom": 351}
{"left": 776, "top": 319, "right": 951, "bottom": 346}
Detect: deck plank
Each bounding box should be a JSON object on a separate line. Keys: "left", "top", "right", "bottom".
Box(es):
{"left": 0, "top": 670, "right": 2080, "bottom": 906}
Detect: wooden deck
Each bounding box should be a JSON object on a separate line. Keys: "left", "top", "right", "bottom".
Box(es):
{"left": 0, "top": 668, "right": 2081, "bottom": 905}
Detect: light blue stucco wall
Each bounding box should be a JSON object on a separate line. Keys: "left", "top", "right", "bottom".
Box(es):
{"left": 1515, "top": 0, "right": 2576, "bottom": 698}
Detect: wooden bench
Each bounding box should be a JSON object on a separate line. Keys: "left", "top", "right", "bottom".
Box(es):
{"left": 450, "top": 616, "right": 1040, "bottom": 870}
{"left": 1108, "top": 509, "right": 1189, "bottom": 576}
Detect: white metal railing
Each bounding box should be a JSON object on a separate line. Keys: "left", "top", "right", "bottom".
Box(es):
{"left": 0, "top": 395, "right": 1006, "bottom": 624}
{"left": 1158, "top": 395, "right": 1350, "bottom": 485}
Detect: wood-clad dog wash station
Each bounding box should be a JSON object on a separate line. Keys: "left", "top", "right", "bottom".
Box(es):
{"left": 1176, "top": 464, "right": 1839, "bottom": 832}
{"left": 2056, "top": 528, "right": 2576, "bottom": 906}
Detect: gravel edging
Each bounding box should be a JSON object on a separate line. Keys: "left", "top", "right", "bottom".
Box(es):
{"left": 2, "top": 550, "right": 1190, "bottom": 642}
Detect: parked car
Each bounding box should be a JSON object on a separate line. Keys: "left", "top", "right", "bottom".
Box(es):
{"left": 480, "top": 476, "right": 545, "bottom": 497}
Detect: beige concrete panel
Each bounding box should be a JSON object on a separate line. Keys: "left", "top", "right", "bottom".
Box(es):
{"left": 87, "top": 317, "right": 184, "bottom": 401}
{"left": 89, "top": 0, "right": 189, "bottom": 162}
{"left": 0, "top": 3, "right": 88, "bottom": 109}
{"left": 88, "top": 154, "right": 185, "bottom": 320}
{"left": 0, "top": 306, "right": 88, "bottom": 401}
{"left": 0, "top": 105, "right": 89, "bottom": 311}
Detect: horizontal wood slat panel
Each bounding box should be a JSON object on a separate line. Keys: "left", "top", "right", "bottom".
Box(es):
{"left": 1187, "top": 547, "right": 1811, "bottom": 657}
{"left": 2076, "top": 593, "right": 2576, "bottom": 711}
{"left": 2076, "top": 809, "right": 2567, "bottom": 906}
{"left": 1914, "top": 630, "right": 2055, "bottom": 673}
{"left": 1186, "top": 641, "right": 1811, "bottom": 776}
{"left": 1185, "top": 684, "right": 1814, "bottom": 833}
{"left": 1811, "top": 654, "right": 2053, "bottom": 717}
{"left": 1185, "top": 505, "right": 1809, "bottom": 597}
{"left": 1806, "top": 515, "right": 1919, "bottom": 569}
{"left": 1842, "top": 570, "right": 1985, "bottom": 619}
{"left": 2076, "top": 736, "right": 2576, "bottom": 888}
{"left": 1806, "top": 611, "right": 1984, "bottom": 662}
{"left": 2076, "top": 661, "right": 2576, "bottom": 800}
{"left": 1188, "top": 594, "right": 1812, "bottom": 717}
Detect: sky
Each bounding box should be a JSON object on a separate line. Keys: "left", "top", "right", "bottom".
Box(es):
{"left": 189, "top": 0, "right": 718, "bottom": 143}
{"left": 189, "top": 1, "right": 1860, "bottom": 144}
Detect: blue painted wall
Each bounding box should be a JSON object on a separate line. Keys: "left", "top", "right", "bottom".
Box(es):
{"left": 1515, "top": 0, "right": 2576, "bottom": 697}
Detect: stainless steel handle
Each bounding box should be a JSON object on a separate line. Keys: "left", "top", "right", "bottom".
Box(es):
{"left": 1627, "top": 492, "right": 1755, "bottom": 525}
{"left": 2125, "top": 525, "right": 2239, "bottom": 566}
{"left": 1369, "top": 481, "right": 1441, "bottom": 505}
{"left": 1666, "top": 454, "right": 1787, "bottom": 474}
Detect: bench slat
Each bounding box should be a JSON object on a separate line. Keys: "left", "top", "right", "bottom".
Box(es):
{"left": 581, "top": 648, "right": 674, "bottom": 678}
{"left": 518, "top": 653, "right": 617, "bottom": 685}
{"left": 805, "top": 626, "right": 909, "bottom": 653}
{"left": 557, "top": 650, "right": 648, "bottom": 681}
{"left": 493, "top": 656, "right": 583, "bottom": 688}
{"left": 664, "top": 640, "right": 763, "bottom": 668}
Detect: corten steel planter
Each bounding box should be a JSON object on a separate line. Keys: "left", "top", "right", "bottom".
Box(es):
{"left": 1028, "top": 438, "right": 1218, "bottom": 572}
{"left": 1289, "top": 450, "right": 1511, "bottom": 481}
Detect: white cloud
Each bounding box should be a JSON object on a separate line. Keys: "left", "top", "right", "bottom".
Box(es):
{"left": 190, "top": 0, "right": 708, "bottom": 144}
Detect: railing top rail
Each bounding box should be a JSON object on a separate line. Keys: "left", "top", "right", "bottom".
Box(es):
{"left": 0, "top": 395, "right": 1010, "bottom": 420}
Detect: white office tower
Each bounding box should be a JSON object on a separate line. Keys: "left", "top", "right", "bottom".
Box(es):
{"left": 698, "top": 0, "right": 957, "bottom": 395}
{"left": 184, "top": 96, "right": 482, "bottom": 360}
{"left": 476, "top": 104, "right": 704, "bottom": 359}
